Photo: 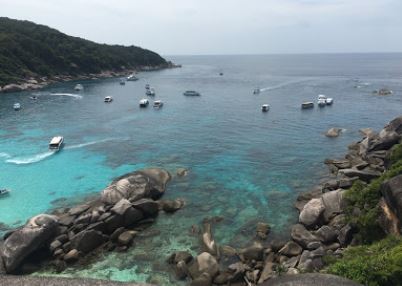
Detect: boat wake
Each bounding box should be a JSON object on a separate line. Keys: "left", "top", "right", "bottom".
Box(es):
{"left": 50, "top": 93, "right": 83, "bottom": 99}
{"left": 0, "top": 152, "right": 11, "bottom": 159}
{"left": 6, "top": 151, "right": 56, "bottom": 165}
{"left": 259, "top": 78, "right": 313, "bottom": 92}
{"left": 65, "top": 138, "right": 121, "bottom": 150}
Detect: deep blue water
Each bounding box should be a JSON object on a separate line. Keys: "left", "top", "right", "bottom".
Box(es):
{"left": 1, "top": 54, "right": 401, "bottom": 284}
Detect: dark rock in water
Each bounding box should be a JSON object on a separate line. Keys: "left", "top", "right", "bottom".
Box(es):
{"left": 70, "top": 230, "right": 105, "bottom": 253}
{"left": 176, "top": 168, "right": 189, "bottom": 177}
{"left": 104, "top": 214, "right": 124, "bottom": 233}
{"left": 87, "top": 221, "right": 106, "bottom": 233}
{"left": 0, "top": 214, "right": 58, "bottom": 273}
{"left": 124, "top": 207, "right": 143, "bottom": 226}
{"left": 101, "top": 168, "right": 171, "bottom": 204}
{"left": 111, "top": 199, "right": 132, "bottom": 216}
{"left": 64, "top": 249, "right": 79, "bottom": 263}
{"left": 110, "top": 227, "right": 126, "bottom": 242}
{"left": 175, "top": 260, "right": 188, "bottom": 280}
{"left": 132, "top": 199, "right": 159, "bottom": 216}
{"left": 160, "top": 198, "right": 185, "bottom": 213}
{"left": 118, "top": 231, "right": 136, "bottom": 246}
{"left": 291, "top": 224, "right": 319, "bottom": 248}
{"left": 381, "top": 174, "right": 402, "bottom": 223}
{"left": 256, "top": 222, "right": 270, "bottom": 240}
{"left": 278, "top": 241, "right": 303, "bottom": 257}
{"left": 187, "top": 252, "right": 219, "bottom": 280}
{"left": 325, "top": 128, "right": 342, "bottom": 138}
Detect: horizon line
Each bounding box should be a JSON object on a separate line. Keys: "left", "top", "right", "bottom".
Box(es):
{"left": 163, "top": 51, "right": 402, "bottom": 57}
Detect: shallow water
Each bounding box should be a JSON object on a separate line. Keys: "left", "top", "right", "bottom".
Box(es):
{"left": 1, "top": 54, "right": 402, "bottom": 284}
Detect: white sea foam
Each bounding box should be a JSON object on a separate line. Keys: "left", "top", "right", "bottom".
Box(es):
{"left": 259, "top": 78, "right": 312, "bottom": 92}
{"left": 0, "top": 152, "right": 11, "bottom": 159}
{"left": 65, "top": 138, "right": 127, "bottom": 150}
{"left": 6, "top": 151, "right": 56, "bottom": 165}
{"left": 50, "top": 93, "right": 83, "bottom": 99}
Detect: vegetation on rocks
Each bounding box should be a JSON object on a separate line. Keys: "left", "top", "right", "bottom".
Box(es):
{"left": 327, "top": 236, "right": 402, "bottom": 286}
{"left": 0, "top": 17, "right": 167, "bottom": 86}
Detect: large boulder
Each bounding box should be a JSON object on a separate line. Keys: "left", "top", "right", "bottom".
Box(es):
{"left": 291, "top": 224, "right": 319, "bottom": 248}
{"left": 369, "top": 131, "right": 400, "bottom": 152}
{"left": 70, "top": 230, "right": 105, "bottom": 253}
{"left": 381, "top": 175, "right": 402, "bottom": 223}
{"left": 299, "top": 198, "right": 325, "bottom": 228}
{"left": 131, "top": 198, "right": 159, "bottom": 216}
{"left": 188, "top": 252, "right": 219, "bottom": 280}
{"left": 382, "top": 116, "right": 402, "bottom": 135}
{"left": 0, "top": 214, "right": 58, "bottom": 273}
{"left": 339, "top": 168, "right": 381, "bottom": 183}
{"left": 278, "top": 241, "right": 303, "bottom": 257}
{"left": 101, "top": 168, "right": 171, "bottom": 205}
{"left": 325, "top": 128, "right": 342, "bottom": 138}
{"left": 321, "top": 189, "right": 344, "bottom": 223}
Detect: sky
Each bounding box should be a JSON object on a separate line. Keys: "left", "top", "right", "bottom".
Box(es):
{"left": 1, "top": 0, "right": 402, "bottom": 55}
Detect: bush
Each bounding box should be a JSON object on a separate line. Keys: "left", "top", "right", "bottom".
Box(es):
{"left": 327, "top": 236, "right": 402, "bottom": 286}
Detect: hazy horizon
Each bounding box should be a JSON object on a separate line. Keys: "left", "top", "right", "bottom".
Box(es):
{"left": 1, "top": 0, "right": 402, "bottom": 56}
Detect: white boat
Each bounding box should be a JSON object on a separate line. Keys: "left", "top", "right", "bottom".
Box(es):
{"left": 318, "top": 99, "right": 326, "bottom": 107}
{"left": 120, "top": 79, "right": 126, "bottom": 85}
{"left": 261, "top": 104, "right": 270, "bottom": 112}
{"left": 317, "top": 94, "right": 327, "bottom": 100}
{"left": 13, "top": 103, "right": 21, "bottom": 110}
{"left": 74, "top": 84, "right": 84, "bottom": 91}
{"left": 301, "top": 102, "right": 314, "bottom": 109}
{"left": 183, "top": 90, "right": 200, "bottom": 96}
{"left": 127, "top": 74, "right": 138, "bottom": 81}
{"left": 49, "top": 136, "right": 64, "bottom": 150}
{"left": 326, "top": 98, "right": 334, "bottom": 105}
{"left": 139, "top": 99, "right": 149, "bottom": 107}
{"left": 0, "top": 189, "right": 10, "bottom": 197}
{"left": 153, "top": 100, "right": 164, "bottom": 108}
{"left": 146, "top": 88, "right": 155, "bottom": 96}
{"left": 253, "top": 88, "right": 260, "bottom": 94}
{"left": 104, "top": 96, "right": 113, "bottom": 103}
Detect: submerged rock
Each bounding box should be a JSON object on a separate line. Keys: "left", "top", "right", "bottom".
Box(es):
{"left": 188, "top": 252, "right": 219, "bottom": 280}
{"left": 325, "top": 128, "right": 343, "bottom": 138}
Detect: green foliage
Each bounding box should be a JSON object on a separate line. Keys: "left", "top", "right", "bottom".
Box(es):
{"left": 327, "top": 236, "right": 402, "bottom": 286}
{"left": 388, "top": 143, "right": 402, "bottom": 166}
{"left": 344, "top": 146, "right": 402, "bottom": 243}
{"left": 0, "top": 17, "right": 167, "bottom": 85}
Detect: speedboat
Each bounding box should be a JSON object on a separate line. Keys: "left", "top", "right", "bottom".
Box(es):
{"left": 183, "top": 90, "right": 200, "bottom": 96}
{"left": 126, "top": 74, "right": 138, "bottom": 81}
{"left": 74, "top": 84, "right": 84, "bottom": 91}
{"left": 146, "top": 88, "right": 155, "bottom": 96}
{"left": 153, "top": 100, "right": 164, "bottom": 108}
{"left": 13, "top": 103, "right": 21, "bottom": 110}
{"left": 120, "top": 79, "right": 126, "bottom": 85}
{"left": 104, "top": 96, "right": 113, "bottom": 103}
{"left": 49, "top": 136, "right": 64, "bottom": 151}
{"left": 261, "top": 104, "right": 270, "bottom": 112}
{"left": 317, "top": 94, "right": 327, "bottom": 101}
{"left": 301, "top": 102, "right": 314, "bottom": 109}
{"left": 318, "top": 99, "right": 326, "bottom": 107}
{"left": 139, "top": 98, "right": 149, "bottom": 107}
{"left": 253, "top": 88, "right": 260, "bottom": 94}
{"left": 326, "top": 98, "right": 334, "bottom": 105}
{"left": 30, "top": 96, "right": 38, "bottom": 100}
{"left": 0, "top": 189, "right": 10, "bottom": 197}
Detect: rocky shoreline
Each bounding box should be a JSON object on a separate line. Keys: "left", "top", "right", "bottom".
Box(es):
{"left": 0, "top": 62, "right": 181, "bottom": 93}
{"left": 166, "top": 116, "right": 402, "bottom": 286}
{"left": 0, "top": 168, "right": 186, "bottom": 275}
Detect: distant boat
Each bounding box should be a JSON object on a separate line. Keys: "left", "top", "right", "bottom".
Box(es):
{"left": 318, "top": 99, "right": 326, "bottom": 107}
{"left": 153, "top": 100, "right": 164, "bottom": 108}
{"left": 253, "top": 88, "right": 260, "bottom": 95}
{"left": 317, "top": 94, "right": 327, "bottom": 100}
{"left": 183, "top": 90, "right": 200, "bottom": 96}
{"left": 376, "top": 88, "right": 393, "bottom": 96}
{"left": 326, "top": 98, "right": 334, "bottom": 105}
{"left": 120, "top": 79, "right": 126, "bottom": 85}
{"left": 261, "top": 104, "right": 270, "bottom": 112}
{"left": 0, "top": 189, "right": 10, "bottom": 197}
{"left": 104, "top": 96, "right": 113, "bottom": 103}
{"left": 219, "top": 72, "right": 224, "bottom": 76}
{"left": 49, "top": 136, "right": 64, "bottom": 151}
{"left": 13, "top": 103, "right": 21, "bottom": 110}
{"left": 139, "top": 98, "right": 149, "bottom": 107}
{"left": 146, "top": 88, "right": 155, "bottom": 96}
{"left": 301, "top": 102, "right": 314, "bottom": 109}
{"left": 127, "top": 74, "right": 138, "bottom": 81}
{"left": 74, "top": 84, "right": 84, "bottom": 91}
{"left": 30, "top": 96, "right": 38, "bottom": 100}
{"left": 145, "top": 84, "right": 150, "bottom": 90}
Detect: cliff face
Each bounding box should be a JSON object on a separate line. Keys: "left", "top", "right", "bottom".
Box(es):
{"left": 0, "top": 17, "right": 167, "bottom": 86}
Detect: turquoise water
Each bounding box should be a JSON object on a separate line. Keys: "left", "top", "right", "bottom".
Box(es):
{"left": 1, "top": 54, "right": 402, "bottom": 284}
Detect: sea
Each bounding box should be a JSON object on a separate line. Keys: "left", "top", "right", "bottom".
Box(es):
{"left": 0, "top": 53, "right": 401, "bottom": 284}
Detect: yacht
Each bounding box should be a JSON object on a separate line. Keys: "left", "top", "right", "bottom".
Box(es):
{"left": 153, "top": 100, "right": 164, "bottom": 108}
{"left": 127, "top": 74, "right": 138, "bottom": 81}
{"left": 253, "top": 88, "right": 261, "bottom": 95}
{"left": 261, "top": 104, "right": 270, "bottom": 112}
{"left": 13, "top": 103, "right": 21, "bottom": 110}
{"left": 326, "top": 98, "right": 334, "bottom": 105}
{"left": 146, "top": 88, "right": 155, "bottom": 96}
{"left": 49, "top": 136, "right": 64, "bottom": 150}
{"left": 104, "top": 96, "right": 113, "bottom": 103}
{"left": 0, "top": 189, "right": 10, "bottom": 197}
{"left": 139, "top": 98, "right": 149, "bottom": 107}
{"left": 74, "top": 84, "right": 84, "bottom": 91}
{"left": 301, "top": 102, "right": 314, "bottom": 109}
{"left": 183, "top": 90, "right": 200, "bottom": 96}
{"left": 120, "top": 79, "right": 126, "bottom": 85}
